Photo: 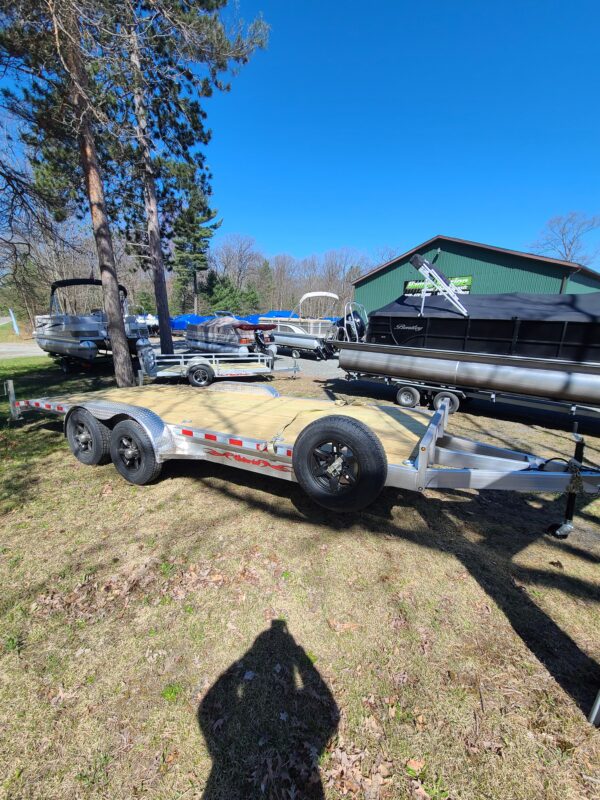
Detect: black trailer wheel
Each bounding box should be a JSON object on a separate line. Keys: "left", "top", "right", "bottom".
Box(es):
{"left": 109, "top": 419, "right": 162, "bottom": 485}
{"left": 433, "top": 391, "right": 460, "bottom": 414}
{"left": 396, "top": 386, "right": 420, "bottom": 408}
{"left": 188, "top": 364, "right": 215, "bottom": 387}
{"left": 66, "top": 408, "right": 111, "bottom": 466}
{"left": 292, "top": 415, "right": 387, "bottom": 511}
{"left": 291, "top": 349, "right": 301, "bottom": 360}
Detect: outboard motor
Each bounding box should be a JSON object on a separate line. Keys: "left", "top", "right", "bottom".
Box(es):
{"left": 255, "top": 329, "right": 278, "bottom": 356}
{"left": 136, "top": 341, "right": 157, "bottom": 377}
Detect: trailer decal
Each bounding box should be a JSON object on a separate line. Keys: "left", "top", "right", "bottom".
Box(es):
{"left": 206, "top": 448, "right": 293, "bottom": 473}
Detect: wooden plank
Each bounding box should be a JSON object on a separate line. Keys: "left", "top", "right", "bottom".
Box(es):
{"left": 44, "top": 385, "right": 431, "bottom": 462}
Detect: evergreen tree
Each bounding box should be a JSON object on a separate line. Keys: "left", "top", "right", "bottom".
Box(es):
{"left": 172, "top": 193, "right": 221, "bottom": 314}
{"left": 0, "top": 0, "right": 136, "bottom": 385}
{"left": 98, "top": 1, "right": 268, "bottom": 351}
{"left": 1, "top": 0, "right": 268, "bottom": 361}
{"left": 209, "top": 276, "right": 241, "bottom": 314}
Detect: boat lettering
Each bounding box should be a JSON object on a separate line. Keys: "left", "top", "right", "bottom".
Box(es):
{"left": 394, "top": 324, "right": 424, "bottom": 332}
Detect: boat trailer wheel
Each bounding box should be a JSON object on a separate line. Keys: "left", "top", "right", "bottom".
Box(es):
{"left": 396, "top": 386, "right": 420, "bottom": 408}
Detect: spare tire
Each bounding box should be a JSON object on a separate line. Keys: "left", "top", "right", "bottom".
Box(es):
{"left": 292, "top": 415, "right": 387, "bottom": 512}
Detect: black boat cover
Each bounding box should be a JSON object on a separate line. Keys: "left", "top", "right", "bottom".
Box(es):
{"left": 370, "top": 292, "right": 600, "bottom": 322}
{"left": 50, "top": 278, "right": 128, "bottom": 296}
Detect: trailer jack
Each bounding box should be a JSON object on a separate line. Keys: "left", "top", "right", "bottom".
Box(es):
{"left": 547, "top": 429, "right": 586, "bottom": 539}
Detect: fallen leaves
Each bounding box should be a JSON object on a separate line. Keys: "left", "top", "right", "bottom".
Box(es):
{"left": 324, "top": 742, "right": 395, "bottom": 799}
{"left": 34, "top": 560, "right": 158, "bottom": 621}
{"left": 327, "top": 618, "right": 360, "bottom": 634}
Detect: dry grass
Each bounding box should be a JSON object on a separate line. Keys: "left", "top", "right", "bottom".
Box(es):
{"left": 0, "top": 360, "right": 599, "bottom": 799}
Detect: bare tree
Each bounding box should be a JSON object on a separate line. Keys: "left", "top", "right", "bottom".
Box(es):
{"left": 531, "top": 212, "right": 600, "bottom": 266}
{"left": 211, "top": 234, "right": 263, "bottom": 289}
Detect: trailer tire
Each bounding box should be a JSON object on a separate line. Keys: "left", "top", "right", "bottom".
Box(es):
{"left": 396, "top": 386, "right": 420, "bottom": 408}
{"left": 291, "top": 349, "right": 301, "bottom": 360}
{"left": 188, "top": 364, "right": 215, "bottom": 387}
{"left": 433, "top": 391, "right": 460, "bottom": 414}
{"left": 110, "top": 420, "right": 162, "bottom": 485}
{"left": 292, "top": 415, "right": 387, "bottom": 512}
{"left": 66, "top": 408, "right": 111, "bottom": 466}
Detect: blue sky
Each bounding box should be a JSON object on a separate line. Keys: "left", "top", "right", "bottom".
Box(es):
{"left": 205, "top": 0, "right": 600, "bottom": 262}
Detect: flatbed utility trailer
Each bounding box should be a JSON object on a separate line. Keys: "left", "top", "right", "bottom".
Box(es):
{"left": 138, "top": 349, "right": 298, "bottom": 387}
{"left": 8, "top": 381, "right": 600, "bottom": 532}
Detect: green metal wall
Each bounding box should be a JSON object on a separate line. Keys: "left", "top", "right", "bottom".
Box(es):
{"left": 354, "top": 240, "right": 600, "bottom": 314}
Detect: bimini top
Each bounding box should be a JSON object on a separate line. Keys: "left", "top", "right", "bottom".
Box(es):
{"left": 371, "top": 291, "right": 600, "bottom": 322}
{"left": 50, "top": 278, "right": 128, "bottom": 296}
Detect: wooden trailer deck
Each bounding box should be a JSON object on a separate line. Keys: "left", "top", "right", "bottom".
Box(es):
{"left": 43, "top": 384, "right": 429, "bottom": 463}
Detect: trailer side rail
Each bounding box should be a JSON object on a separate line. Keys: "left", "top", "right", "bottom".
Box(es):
{"left": 139, "top": 349, "right": 299, "bottom": 381}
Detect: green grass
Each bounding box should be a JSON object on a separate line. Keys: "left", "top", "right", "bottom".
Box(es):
{"left": 0, "top": 322, "right": 24, "bottom": 343}
{"left": 0, "top": 361, "right": 599, "bottom": 799}
{"left": 161, "top": 683, "right": 184, "bottom": 703}
{"left": 0, "top": 356, "right": 117, "bottom": 423}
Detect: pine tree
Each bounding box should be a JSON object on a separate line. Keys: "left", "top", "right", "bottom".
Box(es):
{"left": 98, "top": 1, "right": 268, "bottom": 351}
{"left": 1, "top": 0, "right": 268, "bottom": 361}
{"left": 0, "top": 0, "right": 135, "bottom": 385}
{"left": 172, "top": 192, "right": 221, "bottom": 314}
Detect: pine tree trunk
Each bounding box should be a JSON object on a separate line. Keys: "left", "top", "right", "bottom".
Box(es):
{"left": 58, "top": 9, "right": 134, "bottom": 387}
{"left": 79, "top": 128, "right": 136, "bottom": 387}
{"left": 129, "top": 28, "right": 174, "bottom": 354}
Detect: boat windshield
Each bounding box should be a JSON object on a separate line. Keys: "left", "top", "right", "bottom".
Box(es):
{"left": 50, "top": 282, "right": 128, "bottom": 317}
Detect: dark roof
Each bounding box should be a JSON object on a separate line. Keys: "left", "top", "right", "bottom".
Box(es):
{"left": 353, "top": 235, "right": 600, "bottom": 286}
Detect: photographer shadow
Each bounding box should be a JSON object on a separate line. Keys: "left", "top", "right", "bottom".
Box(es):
{"left": 198, "top": 620, "right": 339, "bottom": 799}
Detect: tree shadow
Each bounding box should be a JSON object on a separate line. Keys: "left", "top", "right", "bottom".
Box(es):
{"left": 197, "top": 619, "right": 339, "bottom": 799}
{"left": 315, "top": 376, "right": 600, "bottom": 435}
{"left": 178, "top": 458, "right": 600, "bottom": 716}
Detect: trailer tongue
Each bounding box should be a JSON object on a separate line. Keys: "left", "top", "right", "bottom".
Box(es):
{"left": 8, "top": 382, "right": 600, "bottom": 530}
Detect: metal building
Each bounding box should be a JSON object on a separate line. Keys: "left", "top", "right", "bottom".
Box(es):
{"left": 353, "top": 235, "right": 600, "bottom": 314}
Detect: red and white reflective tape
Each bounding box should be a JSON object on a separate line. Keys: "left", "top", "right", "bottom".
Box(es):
{"left": 17, "top": 399, "right": 68, "bottom": 413}
{"left": 174, "top": 426, "right": 293, "bottom": 457}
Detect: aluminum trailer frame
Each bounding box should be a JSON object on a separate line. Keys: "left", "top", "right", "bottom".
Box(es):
{"left": 139, "top": 350, "right": 298, "bottom": 384}
{"left": 8, "top": 381, "right": 600, "bottom": 500}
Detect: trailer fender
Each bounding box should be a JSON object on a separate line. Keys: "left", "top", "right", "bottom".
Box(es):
{"left": 64, "top": 401, "right": 175, "bottom": 462}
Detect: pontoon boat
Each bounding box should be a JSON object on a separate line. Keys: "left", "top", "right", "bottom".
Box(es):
{"left": 34, "top": 278, "right": 149, "bottom": 364}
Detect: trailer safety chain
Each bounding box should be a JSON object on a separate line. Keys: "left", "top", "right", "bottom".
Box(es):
{"left": 564, "top": 459, "right": 600, "bottom": 496}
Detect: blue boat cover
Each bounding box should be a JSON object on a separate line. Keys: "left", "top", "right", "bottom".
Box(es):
{"left": 170, "top": 314, "right": 209, "bottom": 330}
